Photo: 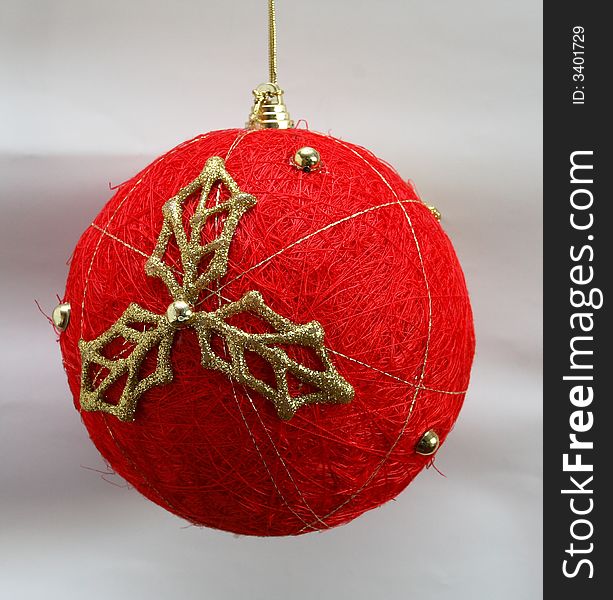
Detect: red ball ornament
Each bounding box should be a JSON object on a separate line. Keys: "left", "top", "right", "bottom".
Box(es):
{"left": 58, "top": 127, "right": 474, "bottom": 536}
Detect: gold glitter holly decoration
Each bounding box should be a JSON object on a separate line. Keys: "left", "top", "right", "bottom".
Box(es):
{"left": 79, "top": 157, "right": 354, "bottom": 422}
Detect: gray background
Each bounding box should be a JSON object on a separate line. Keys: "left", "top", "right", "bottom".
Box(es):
{"left": 0, "top": 1, "right": 542, "bottom": 598}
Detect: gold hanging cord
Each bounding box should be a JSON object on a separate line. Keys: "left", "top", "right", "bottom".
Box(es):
{"left": 268, "top": 0, "right": 278, "bottom": 85}
{"left": 247, "top": 0, "right": 293, "bottom": 129}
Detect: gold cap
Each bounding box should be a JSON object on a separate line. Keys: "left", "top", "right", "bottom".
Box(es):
{"left": 247, "top": 83, "right": 293, "bottom": 130}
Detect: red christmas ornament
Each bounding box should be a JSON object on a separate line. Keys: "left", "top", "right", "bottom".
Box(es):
{"left": 57, "top": 127, "right": 474, "bottom": 535}
{"left": 54, "top": 1, "right": 474, "bottom": 536}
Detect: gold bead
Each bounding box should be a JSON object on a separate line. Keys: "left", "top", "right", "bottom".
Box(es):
{"left": 427, "top": 205, "right": 442, "bottom": 221}
{"left": 416, "top": 429, "right": 440, "bottom": 456}
{"left": 292, "top": 147, "right": 321, "bottom": 172}
{"left": 52, "top": 302, "right": 71, "bottom": 332}
{"left": 166, "top": 300, "right": 194, "bottom": 326}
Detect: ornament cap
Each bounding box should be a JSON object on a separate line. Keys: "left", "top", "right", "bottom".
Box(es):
{"left": 247, "top": 83, "right": 293, "bottom": 130}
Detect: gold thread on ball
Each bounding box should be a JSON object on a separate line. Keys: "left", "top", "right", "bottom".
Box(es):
{"left": 416, "top": 429, "right": 440, "bottom": 455}
{"left": 52, "top": 302, "right": 71, "bottom": 332}
{"left": 293, "top": 147, "right": 321, "bottom": 172}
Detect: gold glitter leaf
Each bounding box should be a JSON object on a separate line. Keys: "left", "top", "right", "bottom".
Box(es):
{"left": 79, "top": 304, "right": 174, "bottom": 421}
{"left": 145, "top": 156, "right": 256, "bottom": 304}
{"left": 193, "top": 291, "right": 354, "bottom": 420}
{"left": 79, "top": 157, "right": 354, "bottom": 421}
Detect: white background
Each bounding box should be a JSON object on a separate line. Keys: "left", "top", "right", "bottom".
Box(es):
{"left": 0, "top": 1, "right": 542, "bottom": 598}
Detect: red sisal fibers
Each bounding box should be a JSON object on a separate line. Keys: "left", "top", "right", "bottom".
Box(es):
{"left": 59, "top": 128, "right": 475, "bottom": 536}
